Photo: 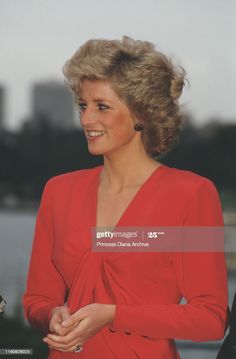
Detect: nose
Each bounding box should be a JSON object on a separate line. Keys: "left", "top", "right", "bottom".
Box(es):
{"left": 80, "top": 107, "right": 97, "bottom": 127}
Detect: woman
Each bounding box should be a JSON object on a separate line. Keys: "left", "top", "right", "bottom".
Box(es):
{"left": 23, "top": 36, "right": 228, "bottom": 358}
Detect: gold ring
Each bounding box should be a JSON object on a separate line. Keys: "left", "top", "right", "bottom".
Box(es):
{"left": 74, "top": 344, "right": 83, "bottom": 353}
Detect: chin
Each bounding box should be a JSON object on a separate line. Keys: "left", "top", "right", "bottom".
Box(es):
{"left": 87, "top": 146, "right": 105, "bottom": 156}
{"left": 87, "top": 143, "right": 122, "bottom": 157}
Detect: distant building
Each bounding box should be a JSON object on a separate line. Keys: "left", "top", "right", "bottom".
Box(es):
{"left": 32, "top": 81, "right": 74, "bottom": 129}
{"left": 0, "top": 85, "right": 5, "bottom": 130}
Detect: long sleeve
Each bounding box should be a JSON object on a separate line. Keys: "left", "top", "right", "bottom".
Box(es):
{"left": 23, "top": 179, "right": 67, "bottom": 333}
{"left": 110, "top": 178, "right": 228, "bottom": 341}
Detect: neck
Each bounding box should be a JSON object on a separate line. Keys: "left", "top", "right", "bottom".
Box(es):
{"left": 101, "top": 145, "right": 161, "bottom": 191}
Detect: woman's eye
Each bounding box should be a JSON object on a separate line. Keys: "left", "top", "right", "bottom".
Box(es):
{"left": 98, "top": 104, "right": 109, "bottom": 111}
{"left": 78, "top": 103, "right": 87, "bottom": 112}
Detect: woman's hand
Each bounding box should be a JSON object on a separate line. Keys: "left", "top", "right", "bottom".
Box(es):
{"left": 43, "top": 303, "right": 115, "bottom": 352}
{"left": 49, "top": 305, "right": 73, "bottom": 336}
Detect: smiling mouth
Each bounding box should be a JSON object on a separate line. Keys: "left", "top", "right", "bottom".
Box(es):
{"left": 86, "top": 130, "right": 106, "bottom": 138}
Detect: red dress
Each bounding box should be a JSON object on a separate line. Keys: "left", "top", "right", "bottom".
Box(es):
{"left": 23, "top": 164, "right": 228, "bottom": 358}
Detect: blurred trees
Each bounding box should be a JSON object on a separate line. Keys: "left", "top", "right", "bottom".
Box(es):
{"left": 0, "top": 119, "right": 102, "bottom": 202}
{"left": 0, "top": 115, "right": 235, "bottom": 203}
{"left": 161, "top": 118, "right": 236, "bottom": 189}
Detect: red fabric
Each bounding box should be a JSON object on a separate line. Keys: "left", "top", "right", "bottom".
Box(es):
{"left": 23, "top": 164, "right": 228, "bottom": 358}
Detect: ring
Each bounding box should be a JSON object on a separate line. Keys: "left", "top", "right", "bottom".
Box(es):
{"left": 74, "top": 344, "right": 83, "bottom": 353}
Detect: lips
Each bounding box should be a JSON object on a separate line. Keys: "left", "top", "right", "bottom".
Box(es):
{"left": 85, "top": 130, "right": 106, "bottom": 141}
{"left": 87, "top": 130, "right": 105, "bottom": 137}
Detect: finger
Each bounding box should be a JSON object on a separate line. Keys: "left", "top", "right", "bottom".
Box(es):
{"left": 61, "top": 315, "right": 80, "bottom": 328}
{"left": 50, "top": 317, "right": 64, "bottom": 335}
{"left": 46, "top": 327, "right": 80, "bottom": 345}
{"left": 54, "top": 306, "right": 71, "bottom": 323}
{"left": 45, "top": 320, "right": 88, "bottom": 346}
{"left": 43, "top": 336, "right": 83, "bottom": 352}
{"left": 52, "top": 323, "right": 73, "bottom": 336}
{"left": 51, "top": 344, "right": 81, "bottom": 353}
{"left": 61, "top": 307, "right": 87, "bottom": 328}
{"left": 51, "top": 318, "right": 73, "bottom": 336}
{"left": 50, "top": 308, "right": 72, "bottom": 335}
{"left": 45, "top": 341, "right": 77, "bottom": 352}
{"left": 61, "top": 308, "right": 71, "bottom": 321}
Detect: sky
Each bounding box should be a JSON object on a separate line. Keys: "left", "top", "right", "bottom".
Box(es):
{"left": 0, "top": 0, "right": 236, "bottom": 130}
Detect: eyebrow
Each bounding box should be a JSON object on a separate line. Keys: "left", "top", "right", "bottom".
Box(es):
{"left": 79, "top": 97, "right": 113, "bottom": 104}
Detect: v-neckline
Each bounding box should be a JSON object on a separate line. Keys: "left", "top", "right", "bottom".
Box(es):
{"left": 93, "top": 163, "right": 167, "bottom": 230}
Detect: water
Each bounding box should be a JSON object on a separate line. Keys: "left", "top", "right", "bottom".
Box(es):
{"left": 0, "top": 210, "right": 36, "bottom": 314}
{"left": 0, "top": 210, "right": 235, "bottom": 358}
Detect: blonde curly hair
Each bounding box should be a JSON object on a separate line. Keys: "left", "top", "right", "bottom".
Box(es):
{"left": 63, "top": 36, "right": 186, "bottom": 156}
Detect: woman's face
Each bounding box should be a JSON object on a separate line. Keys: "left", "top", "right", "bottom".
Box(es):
{"left": 79, "top": 79, "right": 142, "bottom": 156}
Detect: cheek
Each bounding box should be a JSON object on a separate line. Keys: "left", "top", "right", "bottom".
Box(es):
{"left": 107, "top": 114, "right": 134, "bottom": 135}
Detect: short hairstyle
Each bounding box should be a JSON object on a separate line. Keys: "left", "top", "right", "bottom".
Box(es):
{"left": 63, "top": 36, "right": 186, "bottom": 156}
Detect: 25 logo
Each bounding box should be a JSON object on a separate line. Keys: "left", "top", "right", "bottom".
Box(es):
{"left": 147, "top": 232, "right": 158, "bottom": 238}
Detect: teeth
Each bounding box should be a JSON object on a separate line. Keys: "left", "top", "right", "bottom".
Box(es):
{"left": 88, "top": 131, "right": 105, "bottom": 137}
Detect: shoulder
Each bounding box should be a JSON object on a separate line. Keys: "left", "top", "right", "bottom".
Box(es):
{"left": 161, "top": 166, "right": 223, "bottom": 225}
{"left": 162, "top": 165, "right": 218, "bottom": 195}
{"left": 42, "top": 165, "right": 102, "bottom": 197}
